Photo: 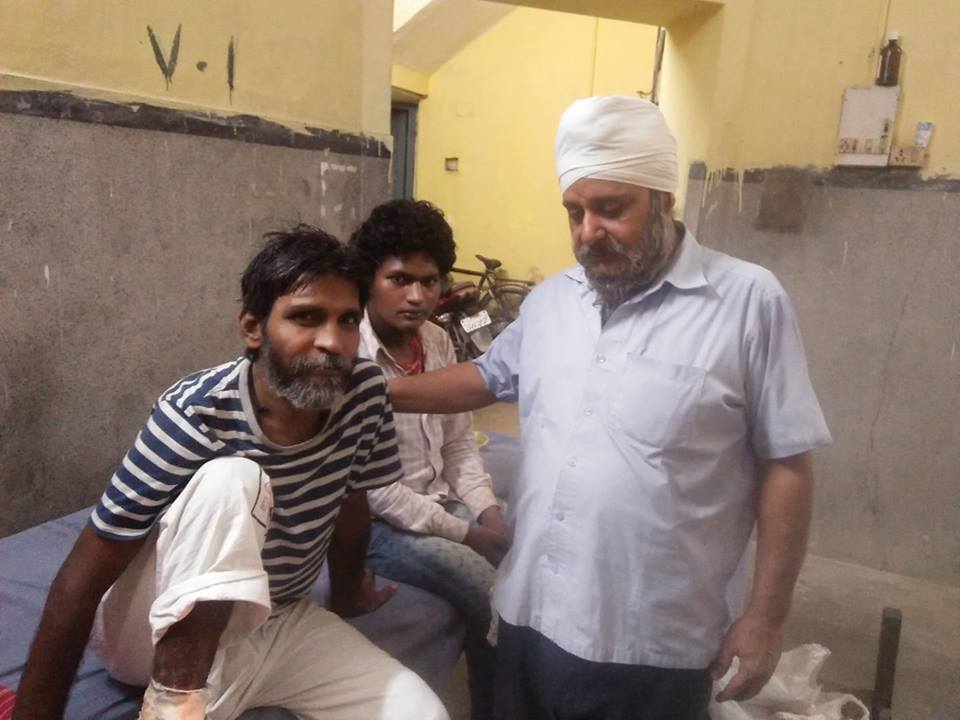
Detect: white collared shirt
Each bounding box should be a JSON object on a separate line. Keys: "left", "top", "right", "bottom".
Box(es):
{"left": 360, "top": 316, "right": 498, "bottom": 541}
{"left": 475, "top": 231, "right": 831, "bottom": 668}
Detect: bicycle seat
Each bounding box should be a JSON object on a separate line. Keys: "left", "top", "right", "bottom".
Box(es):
{"left": 476, "top": 254, "right": 502, "bottom": 271}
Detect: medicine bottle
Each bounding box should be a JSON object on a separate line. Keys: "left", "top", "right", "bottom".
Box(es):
{"left": 877, "top": 32, "right": 902, "bottom": 87}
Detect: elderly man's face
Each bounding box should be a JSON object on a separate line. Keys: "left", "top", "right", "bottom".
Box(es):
{"left": 562, "top": 178, "right": 676, "bottom": 305}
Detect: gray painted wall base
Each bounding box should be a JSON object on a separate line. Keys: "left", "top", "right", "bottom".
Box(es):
{"left": 0, "top": 113, "right": 389, "bottom": 537}
{"left": 684, "top": 166, "right": 959, "bottom": 585}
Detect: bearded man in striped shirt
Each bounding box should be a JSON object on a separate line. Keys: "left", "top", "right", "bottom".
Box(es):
{"left": 14, "top": 226, "right": 449, "bottom": 720}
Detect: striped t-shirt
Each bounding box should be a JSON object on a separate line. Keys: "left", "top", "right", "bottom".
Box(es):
{"left": 91, "top": 356, "right": 402, "bottom": 603}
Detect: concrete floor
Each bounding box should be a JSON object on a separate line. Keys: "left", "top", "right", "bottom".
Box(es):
{"left": 442, "top": 403, "right": 960, "bottom": 720}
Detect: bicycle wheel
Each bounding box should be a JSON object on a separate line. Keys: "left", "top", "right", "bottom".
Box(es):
{"left": 490, "top": 285, "right": 529, "bottom": 324}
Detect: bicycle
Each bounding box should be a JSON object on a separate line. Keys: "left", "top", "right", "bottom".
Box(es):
{"left": 450, "top": 254, "right": 534, "bottom": 335}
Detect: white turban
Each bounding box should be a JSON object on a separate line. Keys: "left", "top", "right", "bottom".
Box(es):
{"left": 555, "top": 95, "right": 678, "bottom": 194}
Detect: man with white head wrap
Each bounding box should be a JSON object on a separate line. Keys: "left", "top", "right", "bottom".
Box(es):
{"left": 390, "top": 95, "right": 831, "bottom": 720}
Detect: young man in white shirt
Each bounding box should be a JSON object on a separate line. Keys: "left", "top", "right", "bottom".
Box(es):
{"left": 350, "top": 200, "right": 509, "bottom": 720}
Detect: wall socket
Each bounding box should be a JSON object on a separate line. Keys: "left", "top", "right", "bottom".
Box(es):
{"left": 889, "top": 145, "right": 926, "bottom": 167}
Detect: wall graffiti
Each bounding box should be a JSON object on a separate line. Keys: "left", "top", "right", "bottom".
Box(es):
{"left": 228, "top": 36, "right": 236, "bottom": 100}
{"left": 146, "top": 24, "right": 237, "bottom": 100}
{"left": 146, "top": 24, "right": 181, "bottom": 89}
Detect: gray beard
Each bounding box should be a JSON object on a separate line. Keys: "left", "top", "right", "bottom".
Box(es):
{"left": 576, "top": 193, "right": 674, "bottom": 314}
{"left": 262, "top": 338, "right": 352, "bottom": 412}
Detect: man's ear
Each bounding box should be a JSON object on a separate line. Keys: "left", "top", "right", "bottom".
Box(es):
{"left": 662, "top": 192, "right": 677, "bottom": 216}
{"left": 239, "top": 311, "right": 263, "bottom": 353}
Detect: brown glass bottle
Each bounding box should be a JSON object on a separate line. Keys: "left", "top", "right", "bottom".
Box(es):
{"left": 877, "top": 32, "right": 902, "bottom": 87}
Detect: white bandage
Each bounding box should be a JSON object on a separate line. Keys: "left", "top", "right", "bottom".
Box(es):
{"left": 139, "top": 679, "right": 210, "bottom": 720}
{"left": 555, "top": 95, "right": 678, "bottom": 194}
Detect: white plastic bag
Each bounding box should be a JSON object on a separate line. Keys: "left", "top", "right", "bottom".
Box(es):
{"left": 709, "top": 644, "right": 869, "bottom": 720}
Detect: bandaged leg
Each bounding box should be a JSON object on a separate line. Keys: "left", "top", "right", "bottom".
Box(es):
{"left": 92, "top": 457, "right": 274, "bottom": 708}
{"left": 139, "top": 680, "right": 210, "bottom": 720}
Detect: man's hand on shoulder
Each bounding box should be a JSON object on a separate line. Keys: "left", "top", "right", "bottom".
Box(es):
{"left": 465, "top": 506, "right": 511, "bottom": 567}
{"left": 709, "top": 610, "right": 783, "bottom": 702}
{"left": 330, "top": 568, "right": 396, "bottom": 618}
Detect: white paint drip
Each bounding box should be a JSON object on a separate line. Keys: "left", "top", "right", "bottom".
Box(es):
{"left": 54, "top": 269, "right": 64, "bottom": 347}
{"left": 737, "top": 170, "right": 744, "bottom": 214}
{"left": 43, "top": 264, "right": 50, "bottom": 286}
{"left": 108, "top": 182, "right": 114, "bottom": 200}
{"left": 333, "top": 203, "right": 343, "bottom": 214}
{"left": 320, "top": 161, "right": 357, "bottom": 175}
{"left": 320, "top": 205, "right": 327, "bottom": 219}
{"left": 952, "top": 342, "right": 957, "bottom": 361}
{"left": 842, "top": 240, "right": 849, "bottom": 266}
{"left": 702, "top": 167, "right": 724, "bottom": 208}
{"left": 5, "top": 219, "right": 12, "bottom": 231}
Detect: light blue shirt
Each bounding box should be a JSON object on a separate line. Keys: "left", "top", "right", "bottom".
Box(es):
{"left": 475, "top": 231, "right": 831, "bottom": 668}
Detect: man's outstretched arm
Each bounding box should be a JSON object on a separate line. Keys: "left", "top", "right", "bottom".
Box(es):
{"left": 710, "top": 451, "right": 815, "bottom": 702}
{"left": 388, "top": 361, "right": 496, "bottom": 414}
{"left": 14, "top": 525, "right": 144, "bottom": 720}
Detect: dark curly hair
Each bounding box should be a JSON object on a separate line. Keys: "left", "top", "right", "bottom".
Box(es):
{"left": 241, "top": 223, "right": 365, "bottom": 325}
{"left": 349, "top": 199, "right": 456, "bottom": 281}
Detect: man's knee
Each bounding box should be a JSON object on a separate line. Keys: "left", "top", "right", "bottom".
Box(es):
{"left": 194, "top": 456, "right": 268, "bottom": 497}
{"left": 383, "top": 668, "right": 450, "bottom": 720}
{"left": 175, "top": 457, "right": 273, "bottom": 521}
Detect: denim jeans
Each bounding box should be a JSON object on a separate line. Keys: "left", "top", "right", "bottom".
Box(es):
{"left": 367, "top": 501, "right": 497, "bottom": 720}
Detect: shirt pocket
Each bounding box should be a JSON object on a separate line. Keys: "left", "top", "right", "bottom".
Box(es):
{"left": 607, "top": 354, "right": 706, "bottom": 449}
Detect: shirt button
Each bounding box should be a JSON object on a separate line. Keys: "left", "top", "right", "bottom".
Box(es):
{"left": 597, "top": 355, "right": 606, "bottom": 364}
{"left": 584, "top": 408, "right": 593, "bottom": 416}
{"left": 556, "top": 511, "right": 565, "bottom": 521}
{"left": 568, "top": 457, "right": 577, "bottom": 467}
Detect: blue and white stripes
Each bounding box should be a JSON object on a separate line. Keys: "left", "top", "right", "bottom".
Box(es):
{"left": 91, "top": 357, "right": 402, "bottom": 603}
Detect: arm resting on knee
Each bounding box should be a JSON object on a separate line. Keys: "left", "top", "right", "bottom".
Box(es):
{"left": 328, "top": 490, "right": 395, "bottom": 617}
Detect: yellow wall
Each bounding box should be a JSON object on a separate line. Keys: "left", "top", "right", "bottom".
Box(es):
{"left": 659, "top": 0, "right": 960, "bottom": 203}
{"left": 414, "top": 7, "right": 660, "bottom": 281}
{"left": 885, "top": 0, "right": 960, "bottom": 176}
{"left": 392, "top": 64, "right": 430, "bottom": 98}
{"left": 0, "top": 0, "right": 392, "bottom": 138}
